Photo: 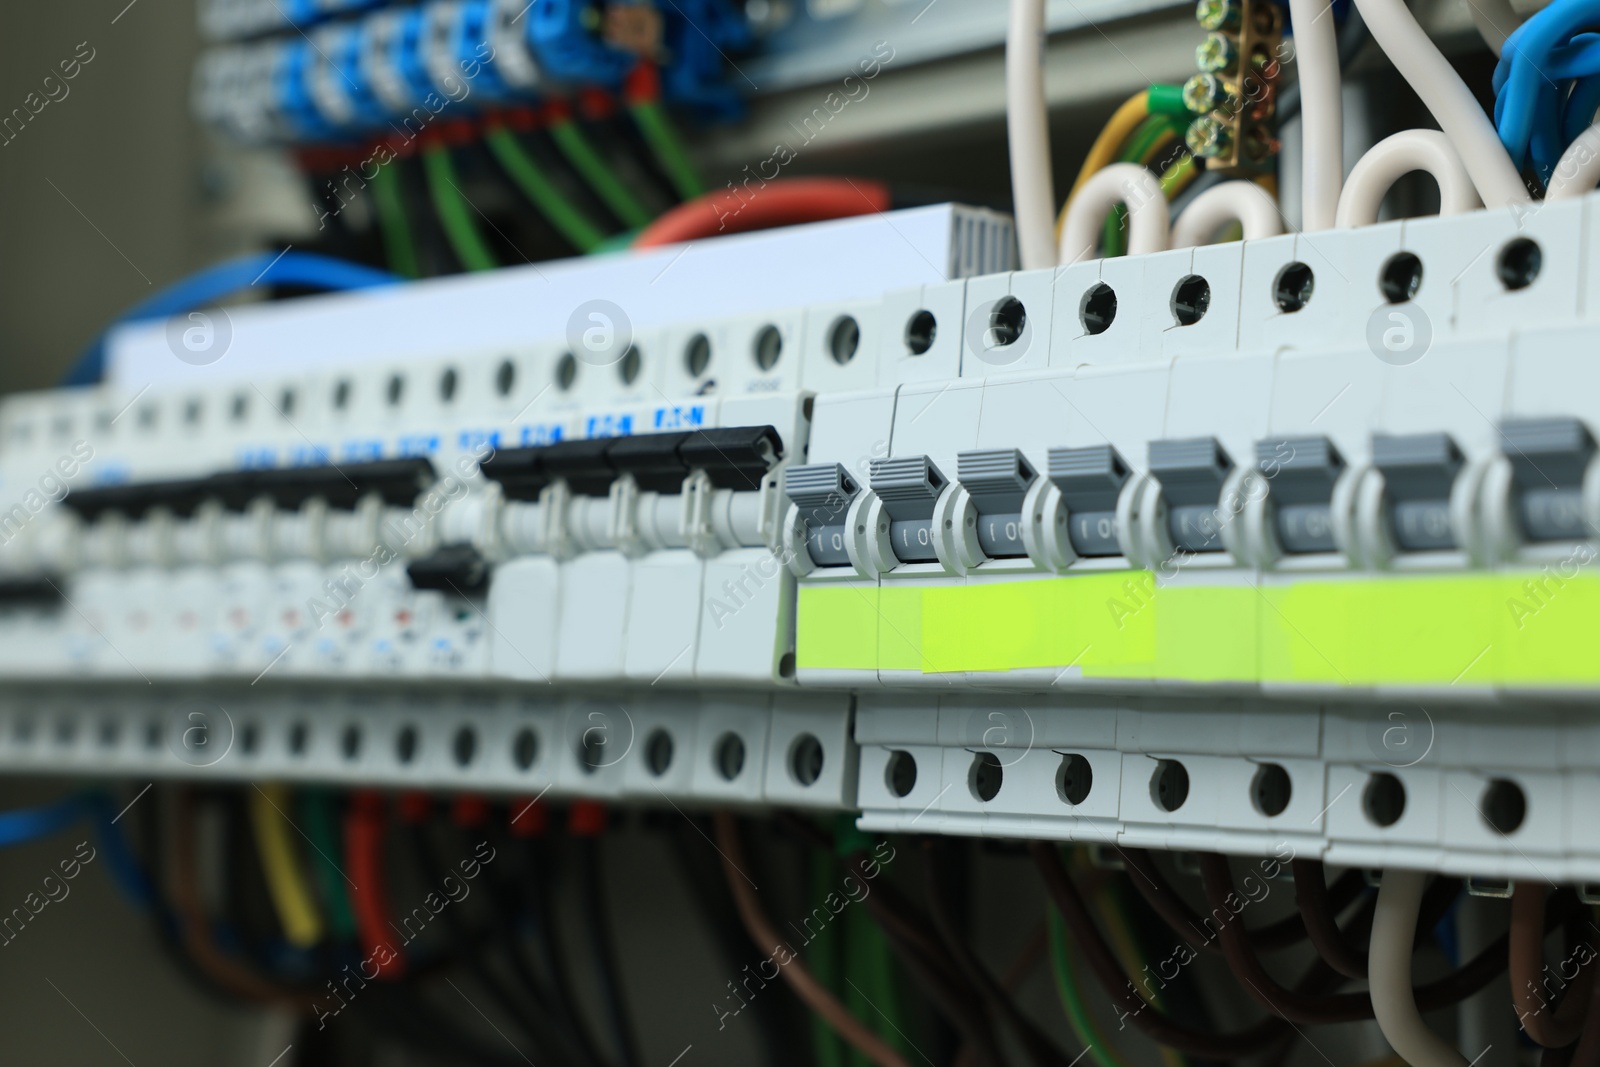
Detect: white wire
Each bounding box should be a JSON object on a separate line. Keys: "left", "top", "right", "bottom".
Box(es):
{"left": 1547, "top": 123, "right": 1600, "bottom": 199}
{"left": 1007, "top": 0, "right": 1057, "bottom": 270}
{"left": 1334, "top": 129, "right": 1483, "bottom": 227}
{"left": 1465, "top": 0, "right": 1522, "bottom": 56}
{"left": 1350, "top": 0, "right": 1529, "bottom": 208}
{"left": 1170, "top": 181, "right": 1285, "bottom": 246}
{"left": 1057, "top": 163, "right": 1169, "bottom": 263}
{"left": 1370, "top": 869, "right": 1469, "bottom": 1067}
{"left": 1288, "top": 0, "right": 1343, "bottom": 230}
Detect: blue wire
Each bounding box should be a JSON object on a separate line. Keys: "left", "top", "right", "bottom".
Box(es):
{"left": 61, "top": 251, "right": 402, "bottom": 387}
{"left": 86, "top": 793, "right": 158, "bottom": 910}
{"left": 1492, "top": 0, "right": 1600, "bottom": 180}
{"left": 0, "top": 793, "right": 88, "bottom": 847}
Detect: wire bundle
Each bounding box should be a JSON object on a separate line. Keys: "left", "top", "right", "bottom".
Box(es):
{"left": 1493, "top": 0, "right": 1600, "bottom": 184}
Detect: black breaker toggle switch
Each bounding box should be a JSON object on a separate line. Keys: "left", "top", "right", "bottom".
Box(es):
{"left": 1259, "top": 436, "right": 1344, "bottom": 554}
{"left": 870, "top": 456, "right": 947, "bottom": 563}
{"left": 1149, "top": 437, "right": 1234, "bottom": 553}
{"left": 957, "top": 449, "right": 1036, "bottom": 558}
{"left": 1373, "top": 432, "right": 1463, "bottom": 551}
{"left": 784, "top": 463, "right": 859, "bottom": 567}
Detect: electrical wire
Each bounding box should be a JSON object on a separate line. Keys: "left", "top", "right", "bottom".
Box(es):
{"left": 0, "top": 792, "right": 88, "bottom": 846}
{"left": 1102, "top": 116, "right": 1184, "bottom": 257}
{"left": 810, "top": 843, "right": 849, "bottom": 1067}
{"left": 343, "top": 790, "right": 404, "bottom": 979}
{"left": 925, "top": 839, "right": 1075, "bottom": 1067}
{"left": 1369, "top": 869, "right": 1467, "bottom": 1067}
{"left": 714, "top": 812, "right": 913, "bottom": 1067}
{"left": 1031, "top": 842, "right": 1290, "bottom": 1057}
{"left": 1288, "top": 0, "right": 1344, "bottom": 230}
{"left": 1335, "top": 128, "right": 1483, "bottom": 227}
{"left": 1512, "top": 883, "right": 1597, "bottom": 1048}
{"left": 61, "top": 251, "right": 400, "bottom": 386}
{"left": 573, "top": 830, "right": 642, "bottom": 1067}
{"left": 1121, "top": 848, "right": 1339, "bottom": 955}
{"left": 625, "top": 70, "right": 705, "bottom": 203}
{"left": 1095, "top": 878, "right": 1186, "bottom": 1067}
{"left": 483, "top": 125, "right": 608, "bottom": 254}
{"left": 298, "top": 789, "right": 357, "bottom": 942}
{"left": 1278, "top": 2, "right": 1369, "bottom": 121}
{"left": 1293, "top": 859, "right": 1367, "bottom": 979}
{"left": 1169, "top": 180, "right": 1285, "bottom": 246}
{"left": 248, "top": 783, "right": 325, "bottom": 950}
{"left": 1046, "top": 908, "right": 1143, "bottom": 1067}
{"left": 405, "top": 820, "right": 591, "bottom": 1067}
{"left": 1550, "top": 122, "right": 1600, "bottom": 198}
{"left": 548, "top": 107, "right": 656, "bottom": 230}
{"left": 1059, "top": 91, "right": 1151, "bottom": 241}
{"left": 1059, "top": 163, "right": 1169, "bottom": 263}
{"left": 421, "top": 143, "right": 500, "bottom": 272}
{"left": 368, "top": 158, "right": 422, "bottom": 280}
{"left": 1470, "top": 0, "right": 1523, "bottom": 54}
{"left": 1352, "top": 0, "right": 1527, "bottom": 208}
{"left": 632, "top": 177, "right": 892, "bottom": 249}
{"left": 1007, "top": 0, "right": 1057, "bottom": 269}
{"left": 170, "top": 790, "right": 319, "bottom": 1012}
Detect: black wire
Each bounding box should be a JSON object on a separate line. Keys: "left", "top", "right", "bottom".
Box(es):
{"left": 1277, "top": 1, "right": 1370, "bottom": 121}
{"left": 663, "top": 816, "right": 810, "bottom": 1067}
{"left": 406, "top": 822, "right": 595, "bottom": 1067}
{"left": 573, "top": 833, "right": 642, "bottom": 1067}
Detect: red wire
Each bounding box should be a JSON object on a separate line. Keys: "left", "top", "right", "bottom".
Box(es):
{"left": 631, "top": 177, "right": 892, "bottom": 249}
{"left": 345, "top": 790, "right": 405, "bottom": 979}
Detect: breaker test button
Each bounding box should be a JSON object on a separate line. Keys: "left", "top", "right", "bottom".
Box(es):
{"left": 1260, "top": 436, "right": 1344, "bottom": 553}
{"left": 784, "top": 463, "right": 859, "bottom": 567}
{"left": 605, "top": 432, "right": 691, "bottom": 493}
{"left": 1048, "top": 444, "right": 1130, "bottom": 557}
{"left": 539, "top": 438, "right": 617, "bottom": 496}
{"left": 1500, "top": 418, "right": 1594, "bottom": 542}
{"left": 957, "top": 449, "right": 1036, "bottom": 559}
{"left": 1373, "top": 432, "right": 1463, "bottom": 551}
{"left": 678, "top": 425, "right": 783, "bottom": 490}
{"left": 870, "top": 456, "right": 947, "bottom": 563}
{"left": 1149, "top": 437, "right": 1233, "bottom": 553}
{"left": 478, "top": 446, "right": 550, "bottom": 501}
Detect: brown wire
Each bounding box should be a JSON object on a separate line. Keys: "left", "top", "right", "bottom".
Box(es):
{"left": 1294, "top": 859, "right": 1368, "bottom": 979}
{"left": 168, "top": 790, "right": 318, "bottom": 1013}
{"left": 1512, "top": 884, "right": 1597, "bottom": 1048}
{"left": 712, "top": 813, "right": 912, "bottom": 1067}
{"left": 1121, "top": 848, "right": 1358, "bottom": 955}
{"left": 1567, "top": 955, "right": 1600, "bottom": 1067}
{"left": 1030, "top": 842, "right": 1291, "bottom": 1057}
{"left": 923, "top": 839, "right": 1073, "bottom": 1067}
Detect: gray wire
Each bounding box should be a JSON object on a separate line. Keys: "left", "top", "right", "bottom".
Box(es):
{"left": 1278, "top": 2, "right": 1370, "bottom": 121}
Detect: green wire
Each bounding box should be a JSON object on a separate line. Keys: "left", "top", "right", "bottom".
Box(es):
{"left": 369, "top": 158, "right": 421, "bottom": 279}
{"left": 421, "top": 144, "right": 499, "bottom": 272}
{"left": 548, "top": 117, "right": 654, "bottom": 230}
{"left": 1102, "top": 114, "right": 1186, "bottom": 257}
{"left": 628, "top": 98, "right": 704, "bottom": 201}
{"left": 299, "top": 789, "right": 357, "bottom": 941}
{"left": 855, "top": 905, "right": 910, "bottom": 1057}
{"left": 1046, "top": 908, "right": 1142, "bottom": 1067}
{"left": 809, "top": 852, "right": 847, "bottom": 1067}
{"left": 483, "top": 127, "right": 607, "bottom": 254}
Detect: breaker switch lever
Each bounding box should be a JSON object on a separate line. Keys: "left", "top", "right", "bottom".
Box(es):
{"left": 678, "top": 425, "right": 782, "bottom": 490}
{"left": 407, "top": 543, "right": 490, "bottom": 594}
{"left": 1500, "top": 418, "right": 1595, "bottom": 542}
{"left": 1149, "top": 437, "right": 1234, "bottom": 553}
{"left": 958, "top": 449, "right": 1036, "bottom": 558}
{"left": 1048, "top": 444, "right": 1131, "bottom": 557}
{"left": 1259, "top": 436, "right": 1344, "bottom": 554}
{"left": 785, "top": 463, "right": 859, "bottom": 567}
{"left": 870, "top": 455, "right": 947, "bottom": 563}
{"left": 1373, "top": 432, "right": 1463, "bottom": 551}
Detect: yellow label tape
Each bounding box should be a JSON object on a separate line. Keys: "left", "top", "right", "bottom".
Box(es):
{"left": 795, "top": 567, "right": 1600, "bottom": 686}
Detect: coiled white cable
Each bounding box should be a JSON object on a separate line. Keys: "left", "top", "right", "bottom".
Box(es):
{"left": 1370, "top": 869, "right": 1469, "bottom": 1067}
{"left": 1288, "top": 0, "right": 1343, "bottom": 229}
{"left": 1547, "top": 124, "right": 1600, "bottom": 200}
{"left": 1007, "top": 0, "right": 1057, "bottom": 270}
{"left": 1334, "top": 129, "right": 1482, "bottom": 227}
{"left": 1350, "top": 0, "right": 1528, "bottom": 208}
{"left": 1170, "top": 181, "right": 1285, "bottom": 247}
{"left": 1057, "top": 163, "right": 1168, "bottom": 264}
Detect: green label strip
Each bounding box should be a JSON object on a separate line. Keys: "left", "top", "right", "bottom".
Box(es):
{"left": 795, "top": 568, "right": 1600, "bottom": 685}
